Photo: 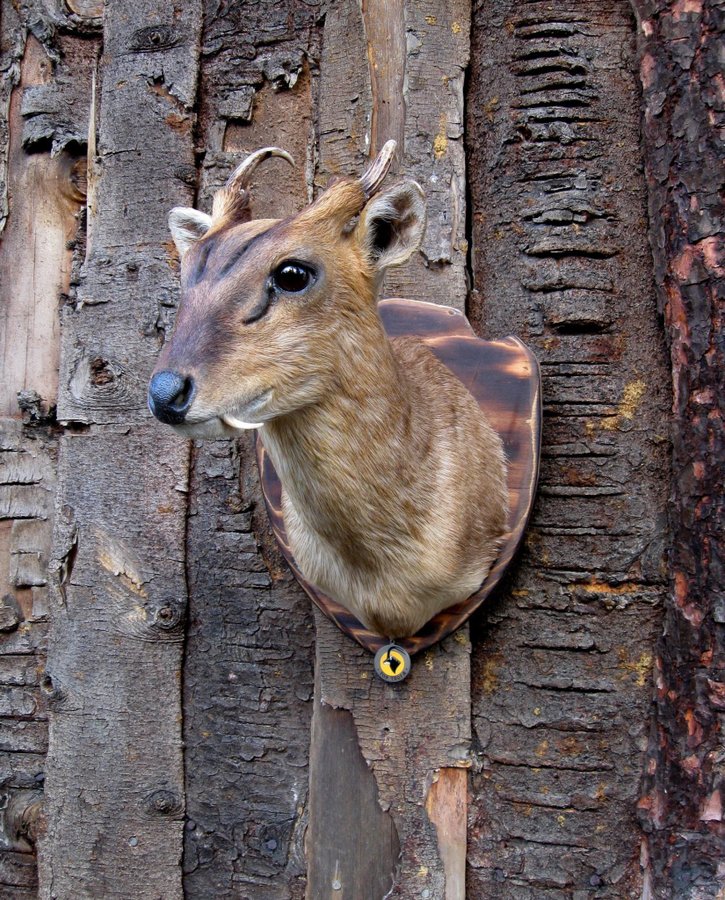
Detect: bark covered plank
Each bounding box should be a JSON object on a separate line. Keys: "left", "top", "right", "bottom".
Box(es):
{"left": 37, "top": 0, "right": 202, "bottom": 895}
{"left": 0, "top": 6, "right": 96, "bottom": 893}
{"left": 181, "top": 3, "right": 321, "bottom": 895}
{"left": 307, "top": 4, "right": 474, "bottom": 894}
{"left": 466, "top": 1, "right": 672, "bottom": 895}
{"left": 633, "top": 1, "right": 725, "bottom": 895}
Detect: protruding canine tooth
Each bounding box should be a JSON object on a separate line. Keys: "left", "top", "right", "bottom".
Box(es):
{"left": 222, "top": 414, "right": 263, "bottom": 430}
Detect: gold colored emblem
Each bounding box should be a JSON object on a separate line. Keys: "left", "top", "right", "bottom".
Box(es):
{"left": 374, "top": 644, "right": 411, "bottom": 682}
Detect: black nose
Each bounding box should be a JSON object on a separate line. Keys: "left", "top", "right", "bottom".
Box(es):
{"left": 148, "top": 370, "right": 195, "bottom": 425}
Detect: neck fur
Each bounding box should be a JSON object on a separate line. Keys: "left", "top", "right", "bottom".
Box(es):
{"left": 262, "top": 307, "right": 428, "bottom": 553}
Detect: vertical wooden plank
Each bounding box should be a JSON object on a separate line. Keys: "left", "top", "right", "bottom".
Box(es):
{"left": 37, "top": 0, "right": 202, "bottom": 895}
{"left": 0, "top": 38, "right": 83, "bottom": 417}
{"left": 384, "top": 0, "right": 471, "bottom": 309}
{"left": 466, "top": 1, "right": 671, "bottom": 895}
{"left": 309, "top": 614, "right": 471, "bottom": 899}
{"left": 306, "top": 693, "right": 401, "bottom": 899}
{"left": 632, "top": 2, "right": 724, "bottom": 895}
{"left": 361, "top": 0, "right": 406, "bottom": 154}
{"left": 0, "top": 422, "right": 52, "bottom": 900}
{"left": 426, "top": 769, "right": 467, "bottom": 900}
{"left": 41, "top": 429, "right": 190, "bottom": 898}
{"left": 181, "top": 4, "right": 321, "bottom": 896}
{"left": 307, "top": 1, "right": 474, "bottom": 895}
{"left": 0, "top": 4, "right": 97, "bottom": 894}
{"left": 316, "top": 0, "right": 371, "bottom": 180}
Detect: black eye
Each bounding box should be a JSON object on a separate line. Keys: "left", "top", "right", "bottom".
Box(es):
{"left": 272, "top": 262, "right": 314, "bottom": 293}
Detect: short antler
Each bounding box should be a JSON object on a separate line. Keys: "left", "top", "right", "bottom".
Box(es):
{"left": 296, "top": 139, "right": 398, "bottom": 230}
{"left": 212, "top": 147, "right": 295, "bottom": 224}
{"left": 359, "top": 140, "right": 397, "bottom": 198}
{"left": 226, "top": 147, "right": 295, "bottom": 194}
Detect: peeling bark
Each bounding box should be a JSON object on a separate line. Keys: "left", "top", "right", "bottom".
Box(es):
{"left": 0, "top": 9, "right": 93, "bottom": 895}
{"left": 632, "top": 2, "right": 724, "bottom": 897}
{"left": 466, "top": 1, "right": 672, "bottom": 895}
{"left": 310, "top": 612, "right": 471, "bottom": 899}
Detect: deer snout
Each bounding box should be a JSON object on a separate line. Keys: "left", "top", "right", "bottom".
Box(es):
{"left": 148, "top": 370, "right": 195, "bottom": 425}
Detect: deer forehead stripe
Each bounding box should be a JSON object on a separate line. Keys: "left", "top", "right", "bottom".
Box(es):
{"left": 184, "top": 227, "right": 276, "bottom": 287}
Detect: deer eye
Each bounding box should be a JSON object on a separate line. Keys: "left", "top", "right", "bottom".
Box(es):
{"left": 272, "top": 261, "right": 314, "bottom": 293}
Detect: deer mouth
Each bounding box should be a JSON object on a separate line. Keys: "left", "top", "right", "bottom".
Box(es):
{"left": 162, "top": 389, "right": 273, "bottom": 438}
{"left": 220, "top": 389, "right": 273, "bottom": 432}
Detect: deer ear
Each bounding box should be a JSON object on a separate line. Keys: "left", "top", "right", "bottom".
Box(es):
{"left": 168, "top": 207, "right": 213, "bottom": 257}
{"left": 357, "top": 180, "right": 426, "bottom": 271}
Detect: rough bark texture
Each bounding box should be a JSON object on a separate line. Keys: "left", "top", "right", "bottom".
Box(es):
{"left": 0, "top": 4, "right": 95, "bottom": 897}
{"left": 466, "top": 1, "right": 672, "bottom": 896}
{"left": 0, "top": 0, "right": 720, "bottom": 896}
{"left": 36, "top": 0, "right": 201, "bottom": 896}
{"left": 180, "top": 4, "right": 320, "bottom": 896}
{"left": 0, "top": 421, "right": 53, "bottom": 900}
{"left": 183, "top": 436, "right": 314, "bottom": 900}
{"left": 632, "top": 2, "right": 724, "bottom": 897}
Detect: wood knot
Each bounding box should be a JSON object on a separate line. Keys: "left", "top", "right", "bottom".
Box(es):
{"left": 143, "top": 789, "right": 183, "bottom": 818}
{"left": 118, "top": 600, "right": 185, "bottom": 642}
{"left": 2, "top": 790, "right": 44, "bottom": 851}
{"left": 152, "top": 602, "right": 185, "bottom": 634}
{"left": 39, "top": 672, "right": 66, "bottom": 709}
{"left": 90, "top": 357, "right": 115, "bottom": 386}
{"left": 68, "top": 352, "right": 134, "bottom": 412}
{"left": 129, "top": 25, "right": 182, "bottom": 54}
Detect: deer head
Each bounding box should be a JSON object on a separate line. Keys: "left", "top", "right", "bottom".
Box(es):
{"left": 148, "top": 141, "right": 426, "bottom": 437}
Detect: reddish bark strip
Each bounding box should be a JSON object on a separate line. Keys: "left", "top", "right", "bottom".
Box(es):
{"left": 632, "top": 2, "right": 724, "bottom": 895}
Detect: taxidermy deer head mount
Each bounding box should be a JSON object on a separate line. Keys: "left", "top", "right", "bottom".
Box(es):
{"left": 149, "top": 141, "right": 507, "bottom": 638}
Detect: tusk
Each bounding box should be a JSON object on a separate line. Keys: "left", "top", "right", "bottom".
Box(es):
{"left": 359, "top": 140, "right": 397, "bottom": 198}
{"left": 222, "top": 413, "right": 264, "bottom": 430}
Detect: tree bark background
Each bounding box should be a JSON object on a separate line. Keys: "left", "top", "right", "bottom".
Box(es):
{"left": 466, "top": 2, "right": 672, "bottom": 896}
{"left": 632, "top": 1, "right": 723, "bottom": 894}
{"left": 0, "top": 0, "right": 721, "bottom": 898}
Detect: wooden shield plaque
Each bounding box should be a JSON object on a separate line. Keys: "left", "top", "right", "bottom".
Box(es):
{"left": 256, "top": 298, "right": 542, "bottom": 657}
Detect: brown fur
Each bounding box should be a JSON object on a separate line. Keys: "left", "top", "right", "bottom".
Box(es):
{"left": 153, "top": 150, "right": 507, "bottom": 637}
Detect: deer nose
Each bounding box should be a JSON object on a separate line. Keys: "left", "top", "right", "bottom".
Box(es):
{"left": 148, "top": 370, "right": 195, "bottom": 425}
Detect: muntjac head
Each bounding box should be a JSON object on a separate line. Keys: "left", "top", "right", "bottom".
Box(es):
{"left": 148, "top": 141, "right": 425, "bottom": 437}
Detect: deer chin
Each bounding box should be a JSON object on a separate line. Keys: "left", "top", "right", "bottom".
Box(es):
{"left": 163, "top": 389, "right": 273, "bottom": 438}
{"left": 169, "top": 414, "right": 262, "bottom": 440}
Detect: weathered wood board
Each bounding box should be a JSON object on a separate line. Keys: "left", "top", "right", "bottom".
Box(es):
{"left": 36, "top": 1, "right": 202, "bottom": 897}
{"left": 179, "top": 3, "right": 320, "bottom": 895}
{"left": 304, "top": 3, "right": 478, "bottom": 896}
{"left": 466, "top": 1, "right": 674, "bottom": 896}
{"left": 0, "top": 7, "right": 95, "bottom": 897}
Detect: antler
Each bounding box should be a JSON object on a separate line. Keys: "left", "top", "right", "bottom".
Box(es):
{"left": 226, "top": 147, "right": 295, "bottom": 193}
{"left": 358, "top": 140, "right": 397, "bottom": 199}
{"left": 212, "top": 147, "right": 295, "bottom": 224}
{"left": 279, "top": 139, "right": 399, "bottom": 232}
